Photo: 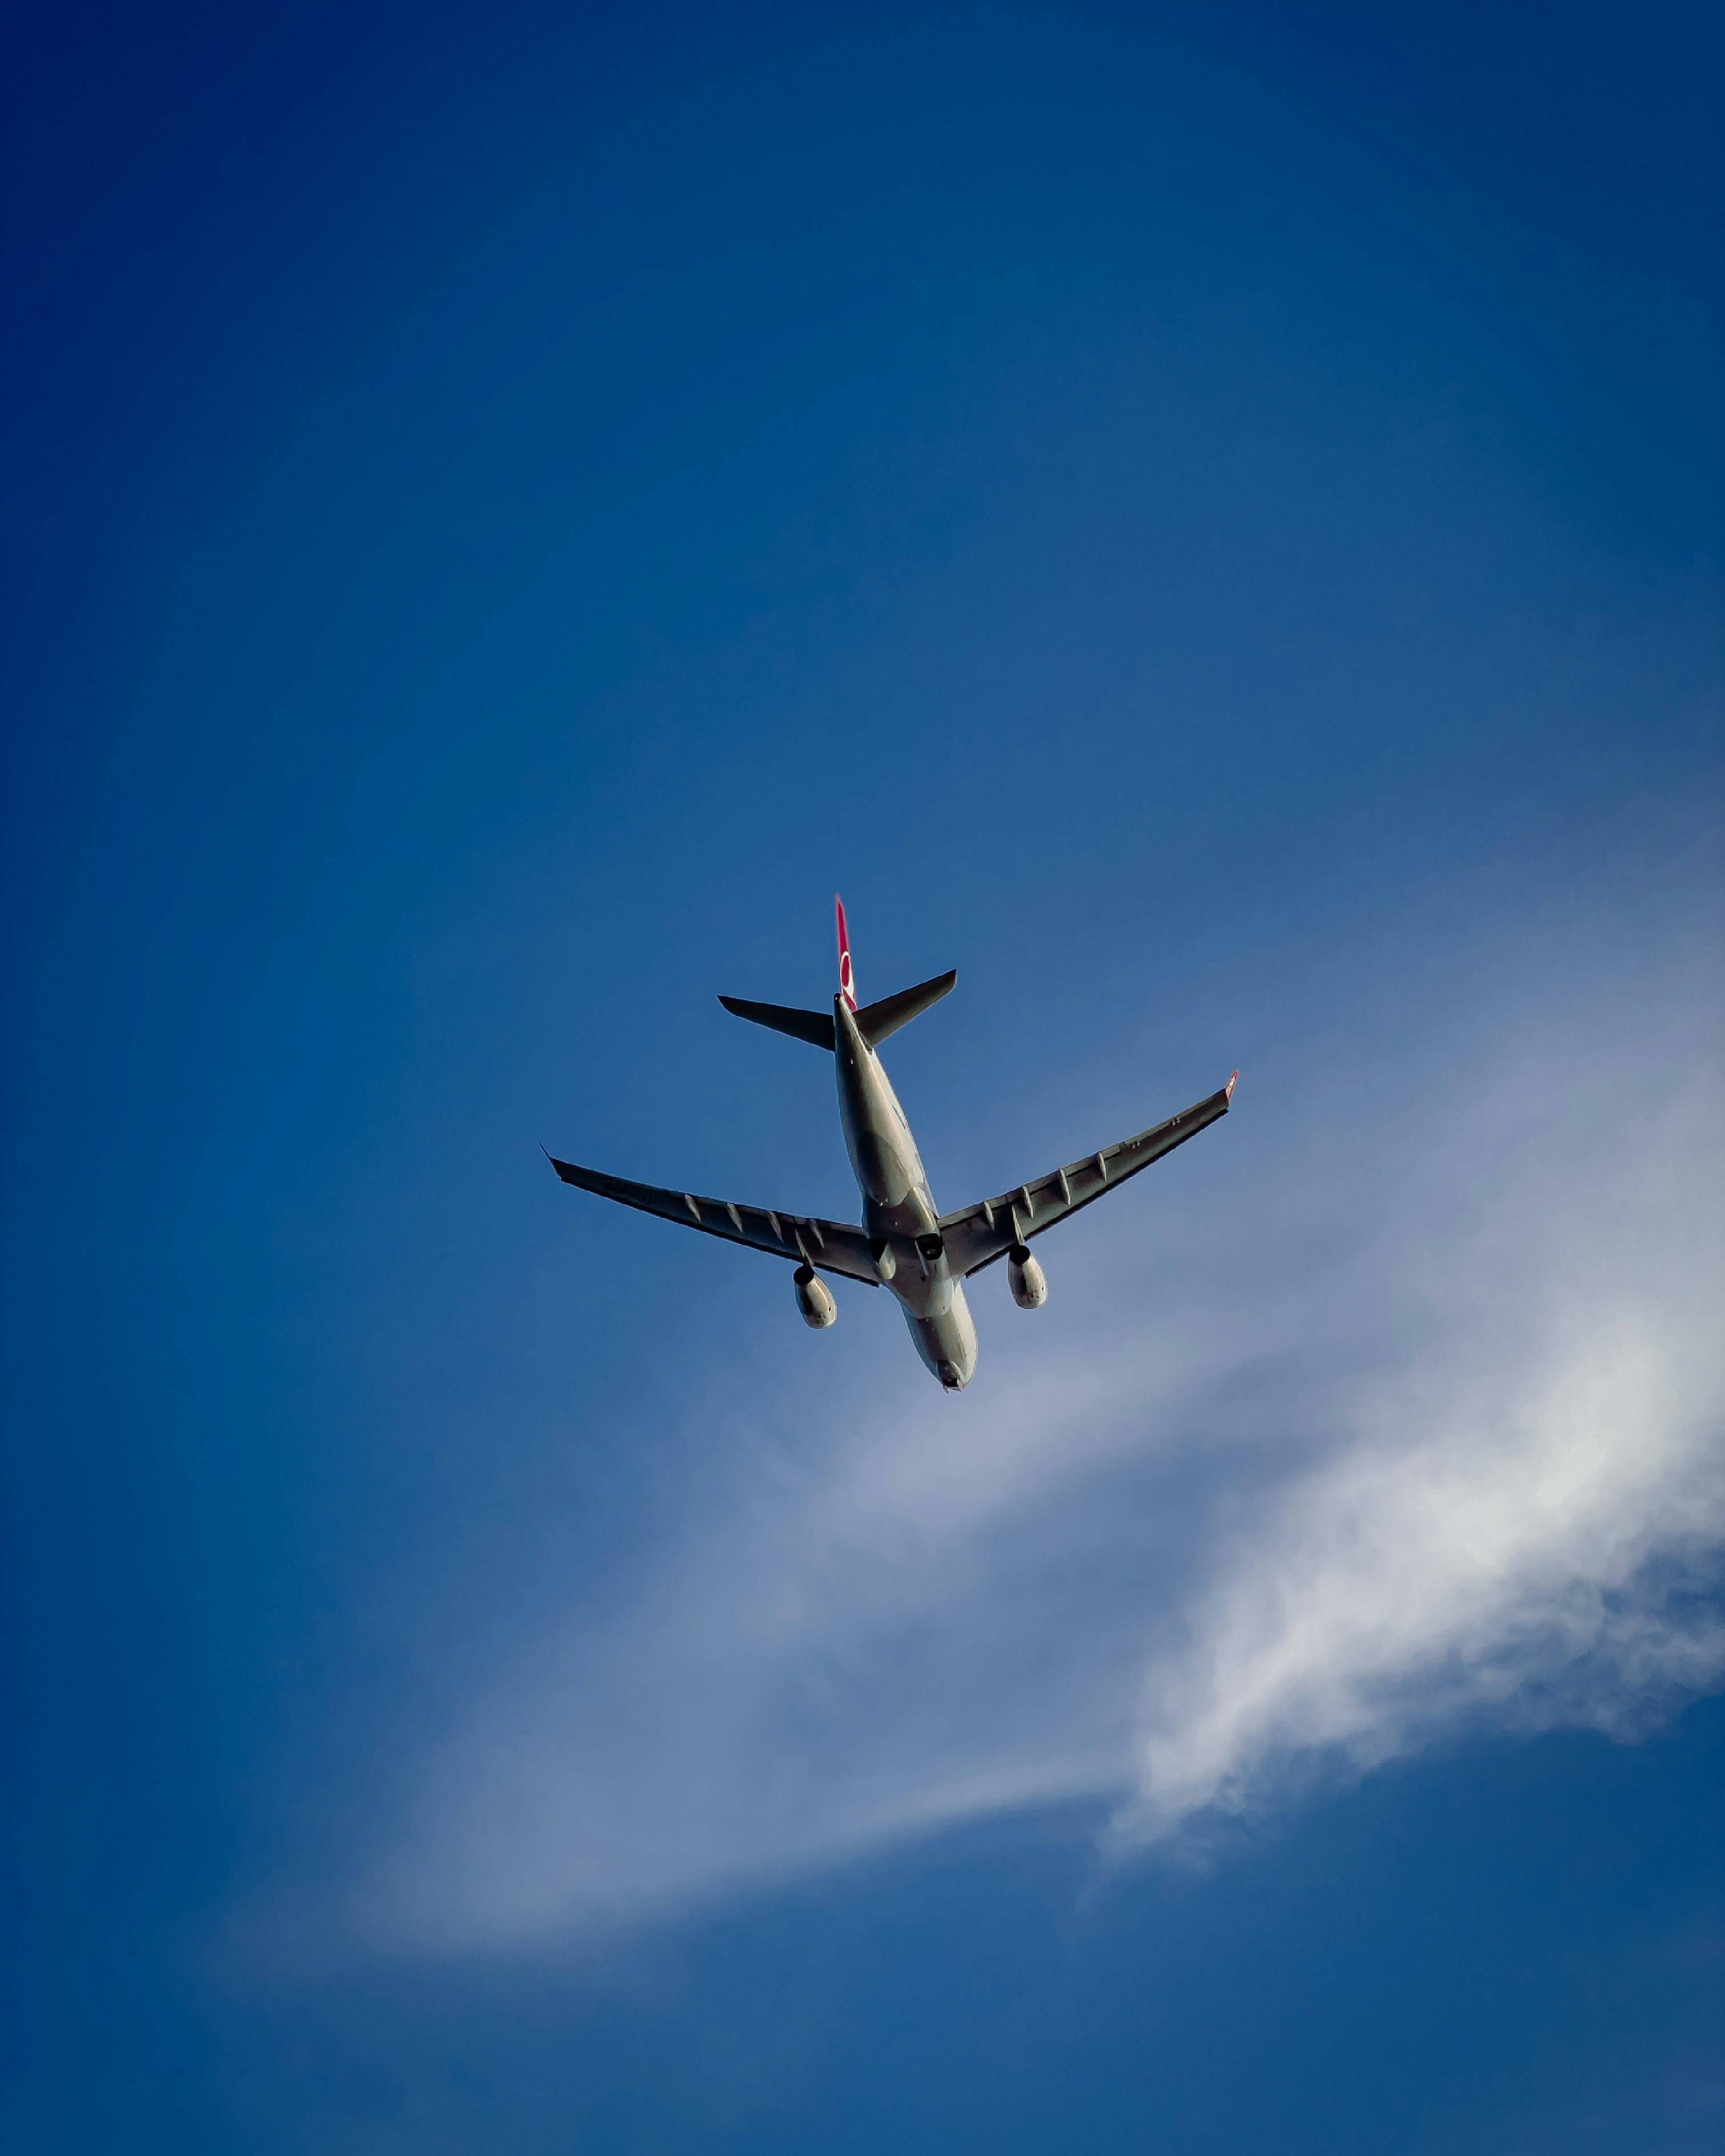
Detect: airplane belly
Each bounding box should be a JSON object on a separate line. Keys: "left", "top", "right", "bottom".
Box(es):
{"left": 852, "top": 1128, "right": 913, "bottom": 1206}
{"left": 836, "top": 1023, "right": 926, "bottom": 1209}
{"left": 890, "top": 1266, "right": 951, "bottom": 1319}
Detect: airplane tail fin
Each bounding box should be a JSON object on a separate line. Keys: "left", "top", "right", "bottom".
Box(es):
{"left": 836, "top": 894, "right": 857, "bottom": 1011}
{"left": 716, "top": 898, "right": 956, "bottom": 1051}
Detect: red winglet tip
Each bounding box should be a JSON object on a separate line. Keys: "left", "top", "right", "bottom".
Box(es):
{"left": 1225, "top": 1069, "right": 1238, "bottom": 1100}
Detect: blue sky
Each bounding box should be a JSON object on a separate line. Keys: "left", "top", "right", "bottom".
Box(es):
{"left": 3, "top": 3, "right": 1722, "bottom": 2149}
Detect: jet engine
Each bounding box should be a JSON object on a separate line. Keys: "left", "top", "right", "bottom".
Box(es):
{"left": 1007, "top": 1243, "right": 1047, "bottom": 1310}
{"left": 793, "top": 1263, "right": 838, "bottom": 1328}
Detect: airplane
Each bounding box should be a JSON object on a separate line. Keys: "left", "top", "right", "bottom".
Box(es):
{"left": 547, "top": 899, "right": 1236, "bottom": 1391}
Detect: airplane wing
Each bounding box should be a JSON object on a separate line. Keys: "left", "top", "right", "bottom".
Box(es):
{"left": 546, "top": 1154, "right": 881, "bottom": 1284}
{"left": 937, "top": 1073, "right": 1237, "bottom": 1276}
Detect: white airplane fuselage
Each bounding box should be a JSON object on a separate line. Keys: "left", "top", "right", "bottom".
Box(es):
{"left": 832, "top": 992, "right": 978, "bottom": 1391}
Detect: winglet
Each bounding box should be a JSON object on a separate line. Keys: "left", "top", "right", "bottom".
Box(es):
{"left": 835, "top": 894, "right": 857, "bottom": 1011}
{"left": 1225, "top": 1069, "right": 1238, "bottom": 1101}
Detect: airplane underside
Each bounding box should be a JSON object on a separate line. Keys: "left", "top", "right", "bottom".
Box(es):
{"left": 547, "top": 898, "right": 1234, "bottom": 1389}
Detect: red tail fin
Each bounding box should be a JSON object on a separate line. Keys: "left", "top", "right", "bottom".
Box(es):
{"left": 835, "top": 895, "right": 857, "bottom": 1011}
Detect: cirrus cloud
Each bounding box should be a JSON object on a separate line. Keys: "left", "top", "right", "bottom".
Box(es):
{"left": 336, "top": 906, "right": 1724, "bottom": 1955}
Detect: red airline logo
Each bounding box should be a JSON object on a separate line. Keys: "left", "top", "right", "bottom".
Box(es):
{"left": 835, "top": 895, "right": 857, "bottom": 1010}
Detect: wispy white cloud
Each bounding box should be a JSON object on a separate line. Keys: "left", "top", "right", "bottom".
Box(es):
{"left": 341, "top": 911, "right": 1724, "bottom": 1954}
{"left": 1123, "top": 1078, "right": 1725, "bottom": 1846}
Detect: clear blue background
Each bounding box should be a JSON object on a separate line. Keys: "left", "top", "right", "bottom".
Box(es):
{"left": 3, "top": 5, "right": 1720, "bottom": 2150}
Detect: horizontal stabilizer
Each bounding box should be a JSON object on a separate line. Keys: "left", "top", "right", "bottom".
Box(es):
{"left": 855, "top": 969, "right": 957, "bottom": 1048}
{"left": 717, "top": 995, "right": 836, "bottom": 1049}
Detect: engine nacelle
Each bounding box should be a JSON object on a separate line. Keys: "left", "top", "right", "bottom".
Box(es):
{"left": 793, "top": 1263, "right": 837, "bottom": 1328}
{"left": 1007, "top": 1243, "right": 1047, "bottom": 1310}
